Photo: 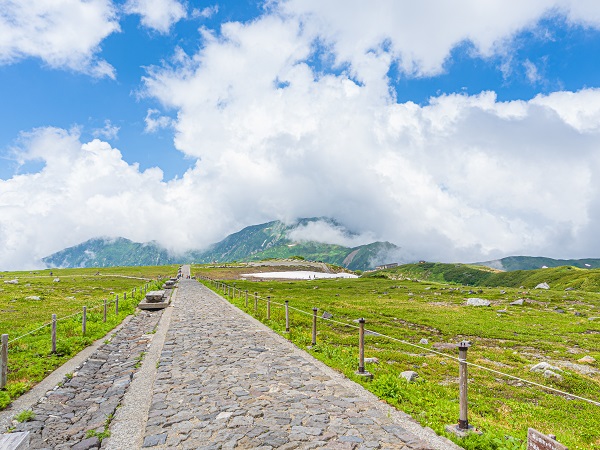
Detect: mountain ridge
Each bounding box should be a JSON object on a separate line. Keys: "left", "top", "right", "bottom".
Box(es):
{"left": 477, "top": 255, "right": 600, "bottom": 271}
{"left": 42, "top": 218, "right": 401, "bottom": 271}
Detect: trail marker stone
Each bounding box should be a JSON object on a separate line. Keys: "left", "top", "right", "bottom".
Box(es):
{"left": 139, "top": 290, "right": 169, "bottom": 310}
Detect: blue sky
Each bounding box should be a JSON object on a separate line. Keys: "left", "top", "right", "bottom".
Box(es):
{"left": 2, "top": 0, "right": 600, "bottom": 269}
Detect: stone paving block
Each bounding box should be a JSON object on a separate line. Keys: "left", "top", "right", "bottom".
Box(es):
{"left": 139, "top": 280, "right": 462, "bottom": 450}
{"left": 142, "top": 433, "right": 168, "bottom": 447}
{"left": 10, "top": 310, "right": 163, "bottom": 449}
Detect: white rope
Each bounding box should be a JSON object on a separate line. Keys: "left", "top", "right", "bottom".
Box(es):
{"left": 6, "top": 281, "right": 147, "bottom": 344}
{"left": 8, "top": 323, "right": 52, "bottom": 344}
{"left": 205, "top": 277, "right": 600, "bottom": 407}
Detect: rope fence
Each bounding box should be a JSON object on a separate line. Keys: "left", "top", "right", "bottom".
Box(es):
{"left": 197, "top": 274, "right": 600, "bottom": 436}
{"left": 0, "top": 278, "right": 162, "bottom": 389}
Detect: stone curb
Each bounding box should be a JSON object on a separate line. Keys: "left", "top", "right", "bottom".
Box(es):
{"left": 102, "top": 288, "right": 176, "bottom": 449}
{"left": 0, "top": 315, "right": 136, "bottom": 432}
{"left": 210, "top": 284, "right": 463, "bottom": 450}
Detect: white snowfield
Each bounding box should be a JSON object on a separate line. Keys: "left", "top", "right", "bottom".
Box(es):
{"left": 242, "top": 271, "right": 358, "bottom": 280}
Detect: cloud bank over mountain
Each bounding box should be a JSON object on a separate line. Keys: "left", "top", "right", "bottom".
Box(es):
{"left": 2, "top": 1, "right": 600, "bottom": 269}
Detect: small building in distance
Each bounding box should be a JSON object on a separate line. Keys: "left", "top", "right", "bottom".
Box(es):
{"left": 376, "top": 263, "right": 398, "bottom": 270}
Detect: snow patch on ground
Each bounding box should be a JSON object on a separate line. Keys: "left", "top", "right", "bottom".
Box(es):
{"left": 242, "top": 271, "right": 358, "bottom": 280}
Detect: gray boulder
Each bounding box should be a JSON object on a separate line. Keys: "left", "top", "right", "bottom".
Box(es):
{"left": 535, "top": 282, "right": 550, "bottom": 290}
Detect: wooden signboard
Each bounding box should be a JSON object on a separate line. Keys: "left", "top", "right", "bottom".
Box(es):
{"left": 528, "top": 428, "right": 568, "bottom": 450}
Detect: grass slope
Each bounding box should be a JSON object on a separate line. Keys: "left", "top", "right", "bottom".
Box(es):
{"left": 373, "top": 262, "right": 600, "bottom": 291}
{"left": 0, "top": 265, "right": 176, "bottom": 408}
{"left": 480, "top": 256, "right": 600, "bottom": 271}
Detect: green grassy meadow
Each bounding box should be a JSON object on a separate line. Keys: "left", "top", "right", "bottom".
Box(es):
{"left": 195, "top": 264, "right": 600, "bottom": 450}
{"left": 0, "top": 265, "right": 177, "bottom": 408}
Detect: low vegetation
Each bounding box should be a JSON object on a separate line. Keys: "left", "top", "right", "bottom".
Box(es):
{"left": 0, "top": 265, "right": 174, "bottom": 408}
{"left": 196, "top": 264, "right": 600, "bottom": 450}
{"left": 377, "top": 261, "right": 600, "bottom": 291}
{"left": 2, "top": 261, "right": 598, "bottom": 449}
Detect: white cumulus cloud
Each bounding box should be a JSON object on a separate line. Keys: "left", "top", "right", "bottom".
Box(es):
{"left": 278, "top": 0, "right": 600, "bottom": 79}
{"left": 139, "top": 6, "right": 600, "bottom": 264}
{"left": 0, "top": 0, "right": 119, "bottom": 78}
{"left": 144, "top": 109, "right": 174, "bottom": 133}
{"left": 124, "top": 0, "right": 187, "bottom": 33}
{"left": 93, "top": 120, "right": 120, "bottom": 140}
{"left": 192, "top": 5, "right": 219, "bottom": 19}
{"left": 4, "top": 1, "right": 600, "bottom": 270}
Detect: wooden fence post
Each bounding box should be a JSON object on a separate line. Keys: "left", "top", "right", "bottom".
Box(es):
{"left": 285, "top": 300, "right": 290, "bottom": 332}
{"left": 245, "top": 290, "right": 248, "bottom": 308}
{"left": 52, "top": 314, "right": 57, "bottom": 353}
{"left": 254, "top": 292, "right": 258, "bottom": 313}
{"left": 458, "top": 341, "right": 471, "bottom": 430}
{"left": 355, "top": 318, "right": 372, "bottom": 378}
{"left": 267, "top": 296, "right": 271, "bottom": 320}
{"left": 115, "top": 294, "right": 119, "bottom": 315}
{"left": 103, "top": 299, "right": 107, "bottom": 323}
{"left": 312, "top": 308, "right": 318, "bottom": 345}
{"left": 82, "top": 306, "right": 87, "bottom": 335}
{"left": 1, "top": 334, "right": 8, "bottom": 389}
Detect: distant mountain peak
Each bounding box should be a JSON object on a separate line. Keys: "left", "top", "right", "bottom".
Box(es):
{"left": 42, "top": 217, "right": 403, "bottom": 271}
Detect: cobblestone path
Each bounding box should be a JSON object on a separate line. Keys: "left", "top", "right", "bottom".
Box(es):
{"left": 140, "top": 280, "right": 460, "bottom": 450}
{"left": 12, "top": 310, "right": 163, "bottom": 449}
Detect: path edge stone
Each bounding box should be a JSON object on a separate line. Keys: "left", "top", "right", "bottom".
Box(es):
{"left": 102, "top": 287, "right": 177, "bottom": 450}
{"left": 206, "top": 283, "right": 463, "bottom": 450}
{"left": 0, "top": 315, "right": 137, "bottom": 432}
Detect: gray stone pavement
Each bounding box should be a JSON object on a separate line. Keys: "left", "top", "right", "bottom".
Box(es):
{"left": 10, "top": 309, "right": 164, "bottom": 449}
{"left": 138, "top": 280, "right": 461, "bottom": 450}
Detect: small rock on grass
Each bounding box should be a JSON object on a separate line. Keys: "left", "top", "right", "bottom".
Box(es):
{"left": 530, "top": 362, "right": 562, "bottom": 373}
{"left": 400, "top": 371, "right": 419, "bottom": 382}
{"left": 543, "top": 370, "right": 562, "bottom": 380}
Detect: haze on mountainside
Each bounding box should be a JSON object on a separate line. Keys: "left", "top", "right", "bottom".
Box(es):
{"left": 41, "top": 218, "right": 403, "bottom": 271}
{"left": 2, "top": 1, "right": 600, "bottom": 270}
{"left": 42, "top": 217, "right": 600, "bottom": 273}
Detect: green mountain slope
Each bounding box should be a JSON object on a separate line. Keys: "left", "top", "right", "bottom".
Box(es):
{"left": 43, "top": 218, "right": 402, "bottom": 271}
{"left": 372, "top": 261, "right": 600, "bottom": 290}
{"left": 477, "top": 255, "right": 600, "bottom": 271}
{"left": 42, "top": 237, "right": 177, "bottom": 268}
